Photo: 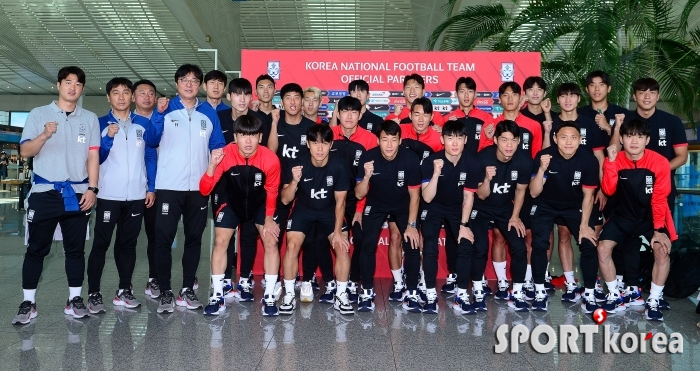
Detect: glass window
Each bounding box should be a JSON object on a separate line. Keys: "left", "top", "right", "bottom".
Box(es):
{"left": 9, "top": 111, "right": 29, "bottom": 128}
{"left": 0, "top": 111, "right": 8, "bottom": 126}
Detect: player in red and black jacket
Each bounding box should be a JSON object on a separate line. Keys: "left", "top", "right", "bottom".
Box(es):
{"left": 199, "top": 114, "right": 282, "bottom": 317}
{"left": 443, "top": 76, "right": 494, "bottom": 156}
{"left": 385, "top": 74, "right": 445, "bottom": 127}
{"left": 597, "top": 118, "right": 676, "bottom": 322}
{"left": 400, "top": 98, "right": 445, "bottom": 154}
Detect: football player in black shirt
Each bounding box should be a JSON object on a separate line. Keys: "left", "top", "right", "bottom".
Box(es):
{"left": 521, "top": 76, "right": 554, "bottom": 136}
{"left": 530, "top": 121, "right": 600, "bottom": 313}
{"left": 278, "top": 124, "right": 354, "bottom": 315}
{"left": 355, "top": 121, "right": 422, "bottom": 312}
{"left": 348, "top": 79, "right": 384, "bottom": 133}
{"left": 470, "top": 120, "right": 532, "bottom": 312}
{"left": 420, "top": 121, "right": 482, "bottom": 314}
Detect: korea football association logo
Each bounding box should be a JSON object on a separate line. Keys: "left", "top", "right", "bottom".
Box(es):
{"left": 501, "top": 63, "right": 514, "bottom": 82}
{"left": 267, "top": 61, "right": 281, "bottom": 80}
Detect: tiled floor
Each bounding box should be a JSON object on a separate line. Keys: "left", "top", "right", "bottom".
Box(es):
{"left": 1, "top": 194, "right": 700, "bottom": 370}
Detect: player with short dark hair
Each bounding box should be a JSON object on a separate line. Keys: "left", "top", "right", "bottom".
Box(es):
{"left": 469, "top": 120, "right": 532, "bottom": 312}
{"left": 199, "top": 114, "right": 281, "bottom": 316}
{"left": 420, "top": 120, "right": 482, "bottom": 314}
{"left": 355, "top": 121, "right": 422, "bottom": 312}
{"left": 443, "top": 76, "right": 494, "bottom": 156}
{"left": 598, "top": 118, "right": 676, "bottom": 321}
{"left": 348, "top": 79, "right": 384, "bottom": 133}
{"left": 385, "top": 74, "right": 445, "bottom": 127}
{"left": 529, "top": 121, "right": 600, "bottom": 312}
{"left": 278, "top": 124, "right": 354, "bottom": 315}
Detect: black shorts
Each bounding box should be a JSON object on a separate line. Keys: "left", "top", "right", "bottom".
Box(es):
{"left": 599, "top": 218, "right": 653, "bottom": 247}
{"left": 554, "top": 202, "right": 604, "bottom": 227}
{"left": 287, "top": 206, "right": 347, "bottom": 237}
{"left": 213, "top": 203, "right": 265, "bottom": 229}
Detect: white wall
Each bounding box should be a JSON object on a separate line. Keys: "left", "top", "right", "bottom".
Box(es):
{"left": 0, "top": 95, "right": 111, "bottom": 114}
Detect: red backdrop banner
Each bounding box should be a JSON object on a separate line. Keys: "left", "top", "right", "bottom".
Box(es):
{"left": 239, "top": 50, "right": 539, "bottom": 279}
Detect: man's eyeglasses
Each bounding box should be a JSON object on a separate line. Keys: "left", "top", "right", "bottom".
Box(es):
{"left": 178, "top": 78, "right": 200, "bottom": 86}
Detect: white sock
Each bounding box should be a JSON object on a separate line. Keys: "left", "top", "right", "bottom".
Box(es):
{"left": 264, "top": 274, "right": 278, "bottom": 296}
{"left": 472, "top": 280, "right": 483, "bottom": 292}
{"left": 23, "top": 289, "right": 36, "bottom": 303}
{"left": 336, "top": 281, "right": 347, "bottom": 294}
{"left": 239, "top": 276, "right": 248, "bottom": 284}
{"left": 391, "top": 269, "right": 403, "bottom": 283}
{"left": 513, "top": 283, "right": 523, "bottom": 292}
{"left": 525, "top": 265, "right": 532, "bottom": 281}
{"left": 284, "top": 279, "right": 295, "bottom": 295}
{"left": 649, "top": 283, "right": 664, "bottom": 300}
{"left": 564, "top": 271, "right": 575, "bottom": 284}
{"left": 606, "top": 281, "right": 619, "bottom": 295}
{"left": 149, "top": 277, "right": 155, "bottom": 282}
{"left": 584, "top": 288, "right": 594, "bottom": 296}
{"left": 211, "top": 274, "right": 224, "bottom": 296}
{"left": 616, "top": 275, "right": 624, "bottom": 282}
{"left": 457, "top": 288, "right": 467, "bottom": 296}
{"left": 69, "top": 287, "right": 82, "bottom": 301}
{"left": 493, "top": 261, "right": 507, "bottom": 281}
{"left": 546, "top": 262, "right": 550, "bottom": 276}
{"left": 535, "top": 283, "right": 545, "bottom": 292}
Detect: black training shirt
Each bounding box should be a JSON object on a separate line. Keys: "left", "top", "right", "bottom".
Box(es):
{"left": 550, "top": 114, "right": 605, "bottom": 154}
{"left": 473, "top": 145, "right": 531, "bottom": 213}
{"left": 578, "top": 103, "right": 628, "bottom": 150}
{"left": 359, "top": 110, "right": 385, "bottom": 134}
{"left": 218, "top": 109, "right": 271, "bottom": 146}
{"left": 531, "top": 146, "right": 599, "bottom": 209}
{"left": 331, "top": 136, "right": 367, "bottom": 204}
{"left": 284, "top": 153, "right": 350, "bottom": 210}
{"left": 356, "top": 146, "right": 421, "bottom": 212}
{"left": 420, "top": 150, "right": 482, "bottom": 214}
{"left": 275, "top": 113, "right": 315, "bottom": 176}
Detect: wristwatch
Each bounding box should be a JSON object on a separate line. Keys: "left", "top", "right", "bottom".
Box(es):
{"left": 87, "top": 186, "right": 99, "bottom": 195}
{"left": 460, "top": 221, "right": 469, "bottom": 227}
{"left": 408, "top": 221, "right": 417, "bottom": 228}
{"left": 654, "top": 228, "right": 666, "bottom": 234}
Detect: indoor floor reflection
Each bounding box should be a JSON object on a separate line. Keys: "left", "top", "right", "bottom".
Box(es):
{"left": 0, "top": 197, "right": 699, "bottom": 370}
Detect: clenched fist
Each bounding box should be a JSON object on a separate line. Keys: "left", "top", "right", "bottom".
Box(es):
{"left": 291, "top": 165, "right": 303, "bottom": 183}
{"left": 42, "top": 121, "right": 58, "bottom": 139}
{"left": 539, "top": 154, "right": 552, "bottom": 171}
{"left": 607, "top": 145, "right": 618, "bottom": 162}
{"left": 485, "top": 166, "right": 497, "bottom": 181}
{"left": 363, "top": 160, "right": 375, "bottom": 180}
{"left": 157, "top": 97, "right": 170, "bottom": 113}
{"left": 209, "top": 148, "right": 224, "bottom": 166}
{"left": 107, "top": 124, "right": 119, "bottom": 138}
{"left": 433, "top": 159, "right": 444, "bottom": 176}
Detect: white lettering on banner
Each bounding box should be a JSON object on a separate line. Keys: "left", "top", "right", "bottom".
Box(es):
{"left": 446, "top": 63, "right": 475, "bottom": 71}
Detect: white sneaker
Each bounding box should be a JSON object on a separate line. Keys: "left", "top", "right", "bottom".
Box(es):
{"left": 273, "top": 281, "right": 283, "bottom": 301}
{"left": 300, "top": 282, "right": 314, "bottom": 303}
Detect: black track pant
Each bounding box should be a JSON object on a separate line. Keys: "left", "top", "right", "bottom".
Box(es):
{"left": 457, "top": 208, "right": 527, "bottom": 289}
{"left": 87, "top": 199, "right": 145, "bottom": 293}
{"left": 360, "top": 208, "right": 419, "bottom": 291}
{"left": 154, "top": 190, "right": 208, "bottom": 292}
{"left": 420, "top": 208, "right": 460, "bottom": 289}
{"left": 236, "top": 219, "right": 259, "bottom": 280}
{"left": 23, "top": 190, "right": 90, "bottom": 290}
{"left": 301, "top": 223, "right": 334, "bottom": 282}
{"left": 531, "top": 203, "right": 598, "bottom": 289}
{"left": 143, "top": 202, "right": 157, "bottom": 279}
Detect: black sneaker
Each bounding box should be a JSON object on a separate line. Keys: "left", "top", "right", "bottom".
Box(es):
{"left": 87, "top": 292, "right": 106, "bottom": 314}
{"left": 64, "top": 296, "right": 90, "bottom": 318}
{"left": 157, "top": 290, "right": 175, "bottom": 313}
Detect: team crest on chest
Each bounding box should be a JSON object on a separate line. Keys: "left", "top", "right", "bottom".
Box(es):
{"left": 326, "top": 176, "right": 334, "bottom": 186}
{"left": 254, "top": 173, "right": 262, "bottom": 187}
{"left": 580, "top": 128, "right": 587, "bottom": 137}
{"left": 300, "top": 135, "right": 307, "bottom": 145}
{"left": 136, "top": 129, "right": 143, "bottom": 139}
{"left": 659, "top": 128, "right": 666, "bottom": 139}
{"left": 511, "top": 171, "right": 518, "bottom": 180}
{"left": 475, "top": 124, "right": 482, "bottom": 140}
{"left": 458, "top": 172, "right": 466, "bottom": 186}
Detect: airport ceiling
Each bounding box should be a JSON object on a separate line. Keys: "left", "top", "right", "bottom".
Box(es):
{"left": 0, "top": 0, "right": 697, "bottom": 97}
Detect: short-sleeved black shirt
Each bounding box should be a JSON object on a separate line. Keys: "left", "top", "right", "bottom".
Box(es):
{"left": 520, "top": 107, "right": 559, "bottom": 140}
{"left": 473, "top": 146, "right": 532, "bottom": 213}
{"left": 359, "top": 110, "right": 384, "bottom": 134}
{"left": 331, "top": 136, "right": 367, "bottom": 204}
{"left": 627, "top": 108, "right": 688, "bottom": 195}
{"left": 356, "top": 146, "right": 421, "bottom": 212}
{"left": 578, "top": 103, "right": 629, "bottom": 149}
{"left": 401, "top": 138, "right": 435, "bottom": 165}
{"left": 531, "top": 146, "right": 600, "bottom": 209}
{"left": 275, "top": 114, "right": 315, "bottom": 176}
{"left": 284, "top": 153, "right": 350, "bottom": 210}
{"left": 550, "top": 114, "right": 605, "bottom": 154}
{"left": 218, "top": 109, "right": 271, "bottom": 146}
{"left": 420, "top": 150, "right": 482, "bottom": 215}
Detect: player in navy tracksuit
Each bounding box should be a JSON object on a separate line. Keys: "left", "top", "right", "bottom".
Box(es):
{"left": 598, "top": 118, "right": 677, "bottom": 322}
{"left": 86, "top": 77, "right": 157, "bottom": 314}
{"left": 199, "top": 114, "right": 281, "bottom": 316}
{"left": 144, "top": 64, "right": 226, "bottom": 314}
